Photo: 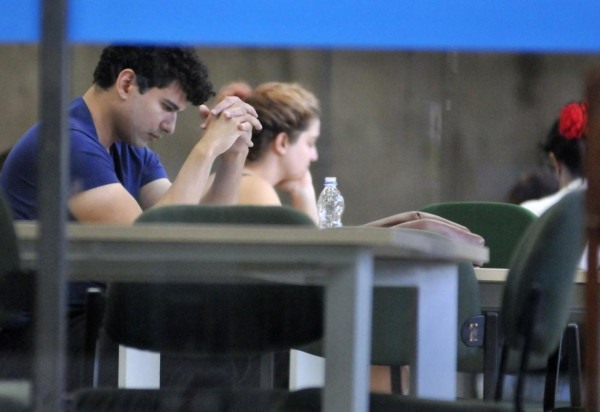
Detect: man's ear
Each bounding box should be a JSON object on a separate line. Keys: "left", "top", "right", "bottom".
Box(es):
{"left": 115, "top": 69, "right": 136, "bottom": 99}
{"left": 273, "top": 132, "right": 289, "bottom": 155}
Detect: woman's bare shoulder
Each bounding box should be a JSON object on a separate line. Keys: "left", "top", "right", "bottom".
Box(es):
{"left": 239, "top": 175, "right": 282, "bottom": 206}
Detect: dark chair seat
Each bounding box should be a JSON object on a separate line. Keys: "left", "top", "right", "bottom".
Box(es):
{"left": 420, "top": 200, "right": 582, "bottom": 406}
{"left": 104, "top": 205, "right": 322, "bottom": 357}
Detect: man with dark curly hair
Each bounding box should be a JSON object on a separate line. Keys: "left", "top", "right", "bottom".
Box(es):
{"left": 0, "top": 45, "right": 262, "bottom": 390}
{"left": 1, "top": 45, "right": 261, "bottom": 224}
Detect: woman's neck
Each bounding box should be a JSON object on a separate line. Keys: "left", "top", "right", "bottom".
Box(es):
{"left": 558, "top": 168, "right": 579, "bottom": 189}
{"left": 243, "top": 160, "right": 283, "bottom": 186}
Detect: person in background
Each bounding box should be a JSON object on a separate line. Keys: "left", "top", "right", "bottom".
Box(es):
{"left": 0, "top": 45, "right": 261, "bottom": 390}
{"left": 1, "top": 44, "right": 261, "bottom": 318}
{"left": 521, "top": 101, "right": 592, "bottom": 271}
{"left": 218, "top": 80, "right": 484, "bottom": 392}
{"left": 222, "top": 81, "right": 484, "bottom": 245}
{"left": 1, "top": 46, "right": 261, "bottom": 224}
{"left": 520, "top": 101, "right": 587, "bottom": 216}
{"left": 505, "top": 167, "right": 559, "bottom": 205}
{"left": 237, "top": 82, "right": 320, "bottom": 224}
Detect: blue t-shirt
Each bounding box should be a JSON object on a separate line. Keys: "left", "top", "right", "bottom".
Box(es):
{"left": 0, "top": 96, "right": 167, "bottom": 220}
{"left": 0, "top": 97, "right": 168, "bottom": 306}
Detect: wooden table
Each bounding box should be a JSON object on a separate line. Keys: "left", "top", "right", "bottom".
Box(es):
{"left": 16, "top": 222, "right": 487, "bottom": 411}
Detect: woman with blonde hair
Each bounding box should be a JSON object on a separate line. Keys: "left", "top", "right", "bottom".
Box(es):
{"left": 215, "top": 80, "right": 484, "bottom": 392}
{"left": 237, "top": 82, "right": 320, "bottom": 223}
{"left": 217, "top": 81, "right": 483, "bottom": 244}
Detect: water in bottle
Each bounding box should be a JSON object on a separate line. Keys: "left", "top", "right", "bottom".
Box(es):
{"left": 317, "top": 177, "right": 345, "bottom": 228}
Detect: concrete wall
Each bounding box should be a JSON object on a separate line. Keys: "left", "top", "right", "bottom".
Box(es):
{"left": 1, "top": 45, "right": 598, "bottom": 224}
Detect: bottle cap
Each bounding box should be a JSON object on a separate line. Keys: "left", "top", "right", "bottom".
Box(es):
{"left": 324, "top": 177, "right": 337, "bottom": 184}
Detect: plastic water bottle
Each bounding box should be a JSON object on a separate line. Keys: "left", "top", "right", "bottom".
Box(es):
{"left": 317, "top": 177, "right": 345, "bottom": 228}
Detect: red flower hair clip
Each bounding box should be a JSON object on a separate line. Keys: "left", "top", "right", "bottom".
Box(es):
{"left": 559, "top": 101, "right": 588, "bottom": 140}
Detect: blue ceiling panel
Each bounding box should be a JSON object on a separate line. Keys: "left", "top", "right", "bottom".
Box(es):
{"left": 1, "top": 1, "right": 599, "bottom": 53}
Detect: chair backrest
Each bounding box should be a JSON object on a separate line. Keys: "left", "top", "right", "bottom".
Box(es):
{"left": 103, "top": 205, "right": 322, "bottom": 355}
{"left": 0, "top": 192, "right": 20, "bottom": 276}
{"left": 134, "top": 204, "right": 316, "bottom": 226}
{"left": 420, "top": 201, "right": 537, "bottom": 268}
{"left": 501, "top": 190, "right": 585, "bottom": 357}
{"left": 0, "top": 192, "right": 34, "bottom": 323}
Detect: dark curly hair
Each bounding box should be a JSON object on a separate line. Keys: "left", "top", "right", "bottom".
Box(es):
{"left": 93, "top": 45, "right": 214, "bottom": 105}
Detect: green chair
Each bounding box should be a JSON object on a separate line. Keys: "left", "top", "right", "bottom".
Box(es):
{"left": 74, "top": 205, "right": 322, "bottom": 411}
{"left": 0, "top": 191, "right": 131, "bottom": 407}
{"left": 419, "top": 201, "right": 539, "bottom": 398}
{"left": 298, "top": 202, "right": 534, "bottom": 385}
{"left": 106, "top": 205, "right": 321, "bottom": 355}
{"left": 420, "top": 201, "right": 537, "bottom": 269}
{"left": 0, "top": 192, "right": 35, "bottom": 411}
{"left": 277, "top": 189, "right": 586, "bottom": 411}
{"left": 0, "top": 191, "right": 34, "bottom": 326}
{"left": 360, "top": 202, "right": 537, "bottom": 397}
{"left": 421, "top": 201, "right": 582, "bottom": 407}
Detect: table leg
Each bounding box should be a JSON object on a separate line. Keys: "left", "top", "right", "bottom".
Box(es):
{"left": 323, "top": 250, "right": 373, "bottom": 412}
{"left": 289, "top": 349, "right": 325, "bottom": 390}
{"left": 118, "top": 346, "right": 160, "bottom": 389}
{"left": 410, "top": 263, "right": 458, "bottom": 399}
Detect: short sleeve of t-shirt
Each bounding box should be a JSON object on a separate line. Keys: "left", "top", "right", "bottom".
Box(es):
{"left": 108, "top": 142, "right": 168, "bottom": 200}
{"left": 69, "top": 128, "right": 120, "bottom": 195}
{"left": 0, "top": 97, "right": 167, "bottom": 220}
{"left": 68, "top": 97, "right": 167, "bottom": 200}
{"left": 68, "top": 129, "right": 169, "bottom": 198}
